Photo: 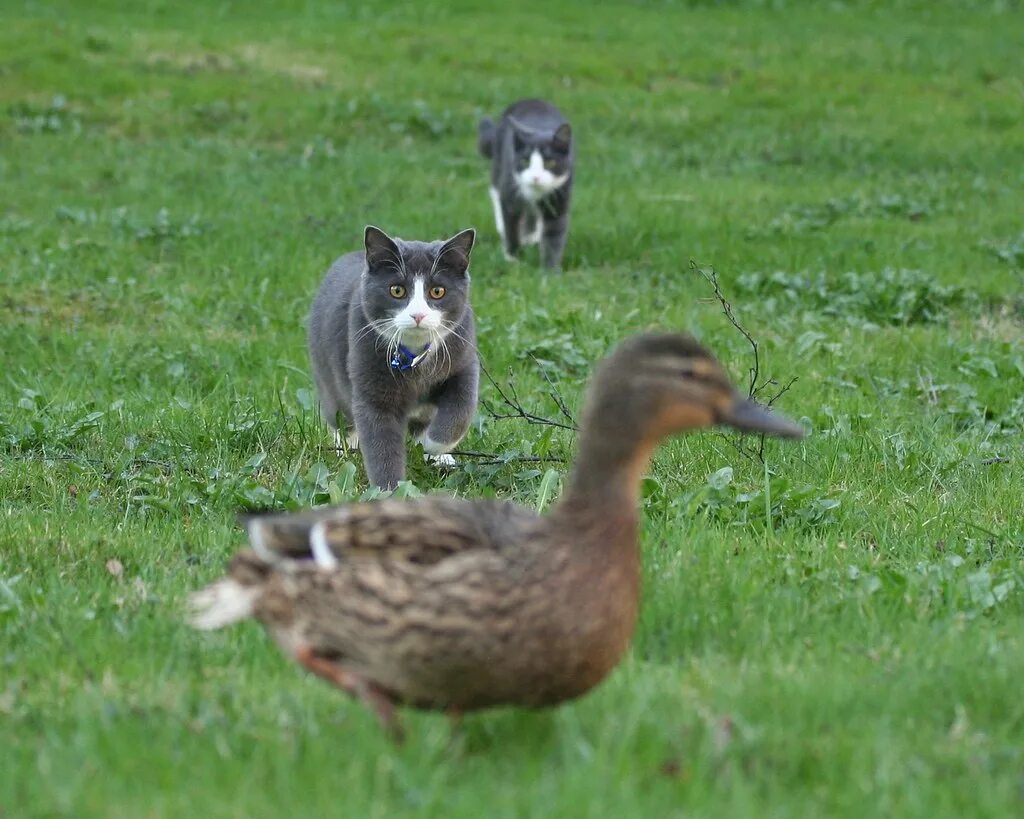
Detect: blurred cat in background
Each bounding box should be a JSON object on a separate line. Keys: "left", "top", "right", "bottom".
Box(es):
{"left": 479, "top": 99, "right": 574, "bottom": 270}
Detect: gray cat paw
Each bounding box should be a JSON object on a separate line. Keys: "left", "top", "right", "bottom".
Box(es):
{"left": 424, "top": 452, "right": 457, "bottom": 469}
{"left": 333, "top": 429, "right": 359, "bottom": 451}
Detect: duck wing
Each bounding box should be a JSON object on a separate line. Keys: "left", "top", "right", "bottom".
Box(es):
{"left": 239, "top": 496, "right": 537, "bottom": 568}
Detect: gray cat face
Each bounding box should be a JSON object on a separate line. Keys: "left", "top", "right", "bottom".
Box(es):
{"left": 360, "top": 226, "right": 475, "bottom": 351}
{"left": 510, "top": 121, "right": 572, "bottom": 201}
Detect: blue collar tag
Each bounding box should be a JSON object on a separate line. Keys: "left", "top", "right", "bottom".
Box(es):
{"left": 390, "top": 342, "right": 430, "bottom": 371}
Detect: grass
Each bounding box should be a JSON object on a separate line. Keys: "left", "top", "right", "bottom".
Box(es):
{"left": 2, "top": 0, "right": 1023, "bottom": 815}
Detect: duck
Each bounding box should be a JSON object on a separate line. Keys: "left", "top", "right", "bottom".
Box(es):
{"left": 189, "top": 332, "right": 804, "bottom": 740}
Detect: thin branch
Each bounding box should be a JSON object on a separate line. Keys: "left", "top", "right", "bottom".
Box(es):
{"left": 714, "top": 430, "right": 761, "bottom": 464}
{"left": 478, "top": 358, "right": 578, "bottom": 432}
{"left": 692, "top": 260, "right": 760, "bottom": 397}
{"left": 766, "top": 376, "right": 799, "bottom": 408}
{"left": 451, "top": 449, "right": 566, "bottom": 466}
{"left": 528, "top": 352, "right": 577, "bottom": 426}
{"left": 692, "top": 260, "right": 799, "bottom": 464}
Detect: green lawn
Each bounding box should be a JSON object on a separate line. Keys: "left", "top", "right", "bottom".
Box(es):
{"left": 2, "top": 0, "right": 1023, "bottom": 815}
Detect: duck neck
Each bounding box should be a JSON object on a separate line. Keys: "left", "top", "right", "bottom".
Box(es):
{"left": 556, "top": 418, "right": 654, "bottom": 522}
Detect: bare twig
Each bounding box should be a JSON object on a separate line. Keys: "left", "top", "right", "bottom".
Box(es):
{"left": 528, "top": 352, "right": 577, "bottom": 426}
{"left": 451, "top": 449, "right": 566, "bottom": 466}
{"left": 692, "top": 260, "right": 799, "bottom": 463}
{"left": 715, "top": 430, "right": 762, "bottom": 464}
{"left": 478, "top": 359, "right": 578, "bottom": 432}
{"left": 766, "top": 376, "right": 799, "bottom": 408}
{"left": 692, "top": 260, "right": 760, "bottom": 397}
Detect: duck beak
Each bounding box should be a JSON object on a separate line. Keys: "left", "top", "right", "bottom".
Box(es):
{"left": 720, "top": 395, "right": 805, "bottom": 439}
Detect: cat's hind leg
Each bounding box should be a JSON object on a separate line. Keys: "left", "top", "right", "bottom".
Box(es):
{"left": 521, "top": 209, "right": 542, "bottom": 247}
{"left": 321, "top": 401, "right": 358, "bottom": 452}
{"left": 488, "top": 186, "right": 505, "bottom": 245}
{"left": 334, "top": 428, "right": 359, "bottom": 451}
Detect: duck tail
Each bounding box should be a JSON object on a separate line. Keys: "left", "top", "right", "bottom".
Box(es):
{"left": 187, "top": 550, "right": 269, "bottom": 630}
{"left": 478, "top": 117, "right": 496, "bottom": 158}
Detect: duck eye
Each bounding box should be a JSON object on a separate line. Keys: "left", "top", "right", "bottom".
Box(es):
{"left": 389, "top": 284, "right": 406, "bottom": 298}
{"left": 428, "top": 286, "right": 446, "bottom": 299}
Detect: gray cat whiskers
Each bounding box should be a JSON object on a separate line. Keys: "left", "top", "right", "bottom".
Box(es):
{"left": 353, "top": 318, "right": 402, "bottom": 367}
{"left": 308, "top": 225, "right": 480, "bottom": 489}
{"left": 479, "top": 98, "right": 574, "bottom": 270}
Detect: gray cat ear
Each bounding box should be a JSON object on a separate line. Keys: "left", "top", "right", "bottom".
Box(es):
{"left": 508, "top": 117, "right": 531, "bottom": 149}
{"left": 552, "top": 122, "right": 572, "bottom": 152}
{"left": 364, "top": 225, "right": 400, "bottom": 271}
{"left": 438, "top": 229, "right": 476, "bottom": 275}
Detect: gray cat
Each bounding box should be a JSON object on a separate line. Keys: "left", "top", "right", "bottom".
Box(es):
{"left": 308, "top": 226, "right": 479, "bottom": 490}
{"left": 478, "top": 98, "right": 574, "bottom": 270}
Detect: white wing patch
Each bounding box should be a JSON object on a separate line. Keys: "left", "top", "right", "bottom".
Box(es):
{"left": 309, "top": 521, "right": 340, "bottom": 569}
{"left": 247, "top": 519, "right": 275, "bottom": 562}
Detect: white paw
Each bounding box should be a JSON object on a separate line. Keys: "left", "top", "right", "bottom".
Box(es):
{"left": 523, "top": 220, "right": 543, "bottom": 246}
{"left": 425, "top": 452, "right": 457, "bottom": 469}
{"left": 334, "top": 429, "right": 358, "bottom": 451}
{"left": 502, "top": 250, "right": 517, "bottom": 263}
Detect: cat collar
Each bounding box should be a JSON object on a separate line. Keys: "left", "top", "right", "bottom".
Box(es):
{"left": 390, "top": 342, "right": 430, "bottom": 371}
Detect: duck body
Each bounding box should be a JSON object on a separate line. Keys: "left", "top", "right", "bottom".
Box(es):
{"left": 208, "top": 494, "right": 640, "bottom": 713}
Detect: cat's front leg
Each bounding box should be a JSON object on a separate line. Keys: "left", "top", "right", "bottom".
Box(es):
{"left": 521, "top": 208, "right": 542, "bottom": 247}
{"left": 353, "top": 401, "right": 407, "bottom": 490}
{"left": 540, "top": 212, "right": 570, "bottom": 270}
{"left": 499, "top": 197, "right": 522, "bottom": 261}
{"left": 420, "top": 368, "right": 478, "bottom": 467}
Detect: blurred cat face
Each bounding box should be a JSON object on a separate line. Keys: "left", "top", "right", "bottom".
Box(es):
{"left": 511, "top": 123, "right": 572, "bottom": 202}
